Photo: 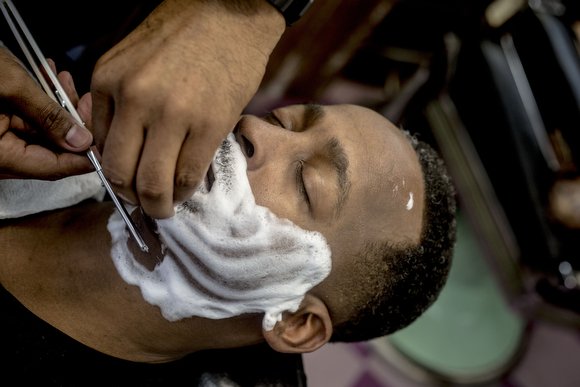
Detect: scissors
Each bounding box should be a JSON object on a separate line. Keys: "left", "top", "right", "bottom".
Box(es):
{"left": 1, "top": 0, "right": 149, "bottom": 252}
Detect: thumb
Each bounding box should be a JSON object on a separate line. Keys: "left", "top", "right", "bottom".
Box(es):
{"left": 13, "top": 87, "right": 93, "bottom": 152}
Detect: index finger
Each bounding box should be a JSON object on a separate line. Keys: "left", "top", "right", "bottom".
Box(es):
{"left": 173, "top": 130, "right": 225, "bottom": 204}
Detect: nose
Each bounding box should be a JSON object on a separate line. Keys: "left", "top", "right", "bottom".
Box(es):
{"left": 235, "top": 115, "right": 302, "bottom": 171}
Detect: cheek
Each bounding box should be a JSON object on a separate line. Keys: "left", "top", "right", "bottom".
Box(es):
{"left": 246, "top": 170, "right": 295, "bottom": 222}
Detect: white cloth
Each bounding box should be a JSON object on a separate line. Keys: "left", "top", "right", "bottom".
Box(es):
{"left": 0, "top": 173, "right": 106, "bottom": 219}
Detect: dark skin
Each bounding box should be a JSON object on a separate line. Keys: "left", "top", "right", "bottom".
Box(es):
{"left": 1, "top": 33, "right": 426, "bottom": 358}
{"left": 0, "top": 104, "right": 426, "bottom": 363}
{"left": 92, "top": 0, "right": 286, "bottom": 218}
{"left": 0, "top": 0, "right": 285, "bottom": 213}
{"left": 0, "top": 0, "right": 341, "bottom": 364}
{"left": 0, "top": 49, "right": 334, "bottom": 362}
{"left": 0, "top": 202, "right": 266, "bottom": 363}
{"left": 0, "top": 48, "right": 93, "bottom": 180}
{"left": 0, "top": 187, "right": 339, "bottom": 362}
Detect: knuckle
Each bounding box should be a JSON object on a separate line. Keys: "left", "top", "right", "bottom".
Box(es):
{"left": 136, "top": 181, "right": 167, "bottom": 202}
{"left": 0, "top": 77, "right": 16, "bottom": 100}
{"left": 120, "top": 79, "right": 143, "bottom": 101}
{"left": 40, "top": 104, "right": 70, "bottom": 136}
{"left": 163, "top": 94, "right": 191, "bottom": 117}
{"left": 0, "top": 144, "right": 20, "bottom": 172}
{"left": 101, "top": 166, "right": 133, "bottom": 189}
{"left": 175, "top": 171, "right": 202, "bottom": 190}
{"left": 91, "top": 60, "right": 110, "bottom": 89}
{"left": 0, "top": 62, "right": 28, "bottom": 100}
{"left": 119, "top": 71, "right": 155, "bottom": 103}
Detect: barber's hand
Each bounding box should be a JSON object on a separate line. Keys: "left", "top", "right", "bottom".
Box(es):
{"left": 91, "top": 0, "right": 285, "bottom": 218}
{"left": 0, "top": 47, "right": 94, "bottom": 180}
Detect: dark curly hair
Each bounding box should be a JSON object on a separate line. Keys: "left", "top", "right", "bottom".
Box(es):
{"left": 330, "top": 131, "right": 457, "bottom": 342}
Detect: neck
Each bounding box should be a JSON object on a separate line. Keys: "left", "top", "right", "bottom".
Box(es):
{"left": 0, "top": 201, "right": 265, "bottom": 363}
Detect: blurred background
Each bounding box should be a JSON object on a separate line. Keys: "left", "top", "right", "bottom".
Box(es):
{"left": 247, "top": 0, "right": 580, "bottom": 386}
{"left": 4, "top": 0, "right": 580, "bottom": 385}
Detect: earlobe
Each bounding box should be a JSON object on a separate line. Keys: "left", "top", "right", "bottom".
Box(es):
{"left": 263, "top": 294, "right": 333, "bottom": 353}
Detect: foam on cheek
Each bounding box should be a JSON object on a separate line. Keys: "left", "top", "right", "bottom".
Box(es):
{"left": 108, "top": 133, "right": 332, "bottom": 331}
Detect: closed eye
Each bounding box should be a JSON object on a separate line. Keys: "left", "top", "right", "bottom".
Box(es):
{"left": 264, "top": 111, "right": 285, "bottom": 128}
{"left": 296, "top": 160, "right": 310, "bottom": 207}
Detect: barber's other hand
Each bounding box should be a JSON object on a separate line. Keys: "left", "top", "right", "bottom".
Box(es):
{"left": 0, "top": 47, "right": 93, "bottom": 180}
{"left": 91, "top": 0, "right": 285, "bottom": 218}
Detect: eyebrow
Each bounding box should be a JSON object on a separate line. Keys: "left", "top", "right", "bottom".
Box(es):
{"left": 325, "top": 137, "right": 351, "bottom": 221}
{"left": 302, "top": 102, "right": 326, "bottom": 128}
{"left": 301, "top": 103, "right": 352, "bottom": 221}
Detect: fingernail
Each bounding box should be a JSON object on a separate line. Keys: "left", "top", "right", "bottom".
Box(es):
{"left": 65, "top": 124, "right": 92, "bottom": 148}
{"left": 116, "top": 192, "right": 138, "bottom": 206}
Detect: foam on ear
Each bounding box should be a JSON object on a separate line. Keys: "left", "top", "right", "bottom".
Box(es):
{"left": 108, "top": 133, "right": 332, "bottom": 331}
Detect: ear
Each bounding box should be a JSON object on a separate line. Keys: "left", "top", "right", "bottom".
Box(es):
{"left": 262, "top": 294, "right": 333, "bottom": 353}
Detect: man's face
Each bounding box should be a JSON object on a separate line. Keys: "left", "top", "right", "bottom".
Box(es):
{"left": 111, "top": 103, "right": 424, "bottom": 332}
{"left": 235, "top": 104, "right": 425, "bottom": 301}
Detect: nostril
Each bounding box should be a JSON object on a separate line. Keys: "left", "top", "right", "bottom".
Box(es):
{"left": 242, "top": 135, "right": 254, "bottom": 158}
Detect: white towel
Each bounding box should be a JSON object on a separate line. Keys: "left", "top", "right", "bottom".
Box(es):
{"left": 0, "top": 173, "right": 106, "bottom": 219}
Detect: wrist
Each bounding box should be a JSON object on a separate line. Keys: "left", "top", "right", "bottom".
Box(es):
{"left": 151, "top": 0, "right": 285, "bottom": 59}
{"left": 212, "top": 0, "right": 286, "bottom": 50}
{"left": 265, "top": 0, "right": 313, "bottom": 26}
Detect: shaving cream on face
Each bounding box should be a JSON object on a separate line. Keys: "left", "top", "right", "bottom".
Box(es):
{"left": 108, "top": 133, "right": 332, "bottom": 331}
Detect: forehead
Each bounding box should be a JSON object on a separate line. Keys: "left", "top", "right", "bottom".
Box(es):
{"left": 298, "top": 104, "right": 424, "bottom": 249}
